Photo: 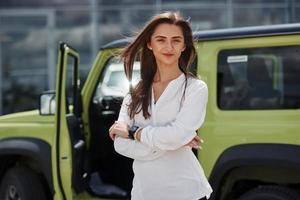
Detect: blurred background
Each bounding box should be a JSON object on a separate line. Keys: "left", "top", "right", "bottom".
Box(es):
{"left": 0, "top": 0, "right": 299, "bottom": 115}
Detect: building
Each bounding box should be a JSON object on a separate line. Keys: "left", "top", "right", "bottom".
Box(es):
{"left": 0, "top": 0, "right": 299, "bottom": 114}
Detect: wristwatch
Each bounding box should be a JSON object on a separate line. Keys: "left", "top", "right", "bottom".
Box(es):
{"left": 128, "top": 125, "right": 139, "bottom": 140}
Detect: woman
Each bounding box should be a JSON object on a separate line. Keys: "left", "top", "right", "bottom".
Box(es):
{"left": 109, "top": 11, "right": 213, "bottom": 200}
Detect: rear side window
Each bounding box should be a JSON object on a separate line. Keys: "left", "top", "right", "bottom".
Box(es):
{"left": 217, "top": 45, "right": 300, "bottom": 110}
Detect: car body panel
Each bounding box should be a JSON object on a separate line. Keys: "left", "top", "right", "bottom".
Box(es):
{"left": 197, "top": 34, "right": 300, "bottom": 176}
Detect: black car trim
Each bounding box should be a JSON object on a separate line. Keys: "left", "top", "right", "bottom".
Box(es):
{"left": 0, "top": 138, "right": 53, "bottom": 194}
{"left": 208, "top": 143, "right": 300, "bottom": 200}
{"left": 194, "top": 23, "right": 300, "bottom": 41}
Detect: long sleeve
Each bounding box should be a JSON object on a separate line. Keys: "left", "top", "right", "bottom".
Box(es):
{"left": 114, "top": 94, "right": 165, "bottom": 160}
{"left": 140, "top": 80, "right": 208, "bottom": 151}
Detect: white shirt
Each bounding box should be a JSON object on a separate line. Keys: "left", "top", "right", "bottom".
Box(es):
{"left": 114, "top": 73, "right": 213, "bottom": 200}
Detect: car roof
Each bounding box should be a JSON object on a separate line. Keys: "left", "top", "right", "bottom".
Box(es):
{"left": 101, "top": 23, "right": 300, "bottom": 49}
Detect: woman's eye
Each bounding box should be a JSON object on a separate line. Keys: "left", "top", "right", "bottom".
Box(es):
{"left": 157, "top": 39, "right": 164, "bottom": 42}
{"left": 173, "top": 40, "right": 181, "bottom": 43}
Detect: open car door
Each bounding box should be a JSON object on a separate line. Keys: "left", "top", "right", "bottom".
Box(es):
{"left": 55, "top": 42, "right": 88, "bottom": 199}
{"left": 55, "top": 42, "right": 129, "bottom": 200}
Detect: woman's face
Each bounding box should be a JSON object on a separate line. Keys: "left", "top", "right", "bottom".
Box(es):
{"left": 148, "top": 23, "right": 186, "bottom": 67}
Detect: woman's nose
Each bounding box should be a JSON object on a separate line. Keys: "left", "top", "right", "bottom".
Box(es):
{"left": 165, "top": 41, "right": 173, "bottom": 51}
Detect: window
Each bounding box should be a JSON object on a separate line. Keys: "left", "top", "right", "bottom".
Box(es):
{"left": 94, "top": 58, "right": 140, "bottom": 99}
{"left": 217, "top": 45, "right": 300, "bottom": 110}
{"left": 65, "top": 56, "right": 79, "bottom": 114}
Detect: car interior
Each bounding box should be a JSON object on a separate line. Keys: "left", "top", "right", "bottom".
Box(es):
{"left": 218, "top": 55, "right": 282, "bottom": 110}
{"left": 86, "top": 58, "right": 135, "bottom": 199}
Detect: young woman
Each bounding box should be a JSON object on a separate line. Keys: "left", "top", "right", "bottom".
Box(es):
{"left": 109, "top": 11, "right": 213, "bottom": 200}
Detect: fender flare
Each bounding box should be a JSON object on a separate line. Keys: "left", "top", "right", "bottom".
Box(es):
{"left": 209, "top": 143, "right": 300, "bottom": 200}
{"left": 0, "top": 138, "right": 53, "bottom": 194}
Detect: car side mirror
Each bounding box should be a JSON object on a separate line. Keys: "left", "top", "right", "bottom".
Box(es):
{"left": 39, "top": 91, "right": 56, "bottom": 115}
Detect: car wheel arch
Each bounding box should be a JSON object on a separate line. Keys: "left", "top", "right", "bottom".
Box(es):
{"left": 0, "top": 138, "right": 53, "bottom": 196}
{"left": 208, "top": 143, "right": 300, "bottom": 200}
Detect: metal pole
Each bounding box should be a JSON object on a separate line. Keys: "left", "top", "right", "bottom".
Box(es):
{"left": 0, "top": 42, "right": 2, "bottom": 115}
{"left": 47, "top": 9, "right": 56, "bottom": 90}
{"left": 90, "top": 0, "right": 99, "bottom": 60}
{"left": 290, "top": 0, "right": 295, "bottom": 23}
{"left": 227, "top": 0, "right": 233, "bottom": 28}
{"left": 156, "top": 0, "right": 162, "bottom": 13}
{"left": 121, "top": 10, "right": 130, "bottom": 36}
{"left": 284, "top": 0, "right": 290, "bottom": 23}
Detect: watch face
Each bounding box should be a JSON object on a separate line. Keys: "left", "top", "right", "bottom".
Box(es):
{"left": 129, "top": 126, "right": 139, "bottom": 140}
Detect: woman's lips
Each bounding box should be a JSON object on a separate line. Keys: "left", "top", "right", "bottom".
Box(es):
{"left": 162, "top": 53, "right": 174, "bottom": 57}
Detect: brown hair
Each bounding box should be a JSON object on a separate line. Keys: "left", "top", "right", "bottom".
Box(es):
{"left": 121, "top": 11, "right": 196, "bottom": 119}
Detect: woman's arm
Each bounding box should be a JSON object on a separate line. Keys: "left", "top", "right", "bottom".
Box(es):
{"left": 113, "top": 94, "right": 166, "bottom": 160}
{"left": 114, "top": 137, "right": 165, "bottom": 160}
{"left": 139, "top": 81, "right": 208, "bottom": 151}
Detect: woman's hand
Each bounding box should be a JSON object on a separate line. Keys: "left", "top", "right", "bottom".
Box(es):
{"left": 109, "top": 121, "right": 129, "bottom": 141}
{"left": 185, "top": 135, "right": 204, "bottom": 149}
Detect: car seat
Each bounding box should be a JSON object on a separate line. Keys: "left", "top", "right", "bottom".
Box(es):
{"left": 246, "top": 57, "right": 280, "bottom": 109}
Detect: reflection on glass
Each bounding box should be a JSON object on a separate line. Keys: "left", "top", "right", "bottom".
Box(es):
{"left": 100, "top": 61, "right": 140, "bottom": 97}
{"left": 217, "top": 46, "right": 300, "bottom": 110}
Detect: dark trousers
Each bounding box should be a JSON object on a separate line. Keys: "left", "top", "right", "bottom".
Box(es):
{"left": 199, "top": 197, "right": 207, "bottom": 200}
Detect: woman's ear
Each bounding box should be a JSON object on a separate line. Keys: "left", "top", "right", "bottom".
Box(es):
{"left": 181, "top": 46, "right": 186, "bottom": 52}
{"left": 147, "top": 42, "right": 152, "bottom": 50}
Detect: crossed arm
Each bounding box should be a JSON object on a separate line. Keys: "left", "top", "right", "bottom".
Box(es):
{"left": 109, "top": 82, "right": 208, "bottom": 161}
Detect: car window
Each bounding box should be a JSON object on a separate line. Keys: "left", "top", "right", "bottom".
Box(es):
{"left": 217, "top": 45, "right": 300, "bottom": 110}
{"left": 95, "top": 58, "right": 140, "bottom": 98}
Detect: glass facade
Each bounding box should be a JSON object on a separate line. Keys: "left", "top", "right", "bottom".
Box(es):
{"left": 0, "top": 0, "right": 300, "bottom": 115}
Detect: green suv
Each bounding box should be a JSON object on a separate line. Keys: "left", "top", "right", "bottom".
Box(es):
{"left": 0, "top": 23, "right": 300, "bottom": 200}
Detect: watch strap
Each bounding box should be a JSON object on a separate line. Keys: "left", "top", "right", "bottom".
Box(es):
{"left": 128, "top": 125, "right": 139, "bottom": 140}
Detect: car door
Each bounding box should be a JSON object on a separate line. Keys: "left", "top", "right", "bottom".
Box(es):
{"left": 55, "top": 42, "right": 88, "bottom": 200}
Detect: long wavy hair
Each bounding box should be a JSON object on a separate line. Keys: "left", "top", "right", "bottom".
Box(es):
{"left": 121, "top": 11, "right": 196, "bottom": 119}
